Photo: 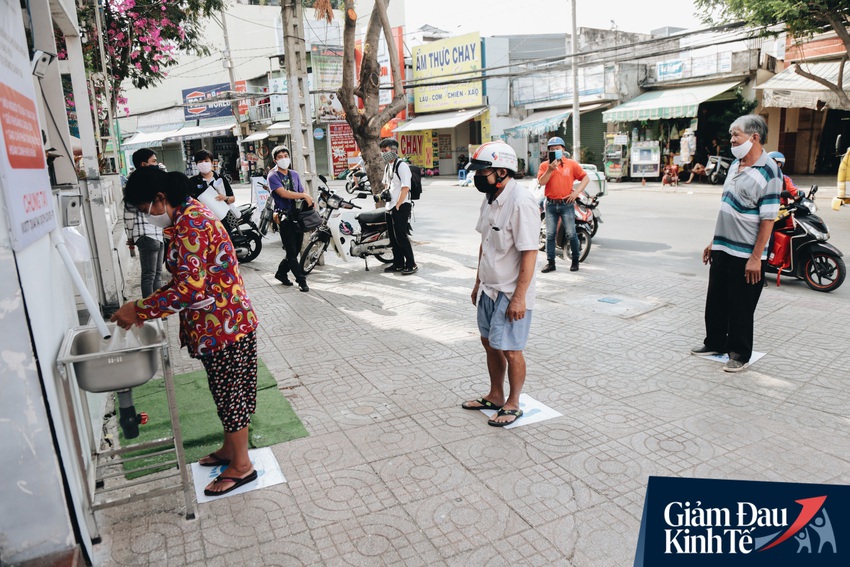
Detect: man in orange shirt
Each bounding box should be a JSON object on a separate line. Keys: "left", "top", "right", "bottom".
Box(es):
{"left": 537, "top": 137, "right": 589, "bottom": 272}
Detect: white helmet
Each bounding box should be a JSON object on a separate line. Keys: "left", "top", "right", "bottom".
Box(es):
{"left": 467, "top": 141, "right": 518, "bottom": 173}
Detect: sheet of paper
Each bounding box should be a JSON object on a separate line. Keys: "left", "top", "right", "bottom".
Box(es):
{"left": 191, "top": 447, "right": 286, "bottom": 503}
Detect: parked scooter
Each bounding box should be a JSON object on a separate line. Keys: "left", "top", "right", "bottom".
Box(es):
{"left": 345, "top": 169, "right": 371, "bottom": 194}
{"left": 766, "top": 185, "right": 845, "bottom": 292}
{"left": 231, "top": 203, "right": 263, "bottom": 263}
{"left": 300, "top": 176, "right": 396, "bottom": 273}
{"left": 575, "top": 191, "right": 603, "bottom": 237}
{"left": 705, "top": 155, "right": 732, "bottom": 185}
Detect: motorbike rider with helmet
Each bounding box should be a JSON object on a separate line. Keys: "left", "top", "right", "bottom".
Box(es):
{"left": 462, "top": 141, "right": 539, "bottom": 427}
{"left": 537, "top": 136, "right": 589, "bottom": 272}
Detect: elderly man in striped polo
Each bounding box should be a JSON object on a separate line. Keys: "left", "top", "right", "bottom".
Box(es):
{"left": 691, "top": 115, "right": 782, "bottom": 373}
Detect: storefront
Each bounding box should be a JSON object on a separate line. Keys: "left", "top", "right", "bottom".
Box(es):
{"left": 757, "top": 61, "right": 848, "bottom": 175}
{"left": 504, "top": 104, "right": 609, "bottom": 174}
{"left": 393, "top": 107, "right": 488, "bottom": 175}
{"left": 602, "top": 81, "right": 744, "bottom": 179}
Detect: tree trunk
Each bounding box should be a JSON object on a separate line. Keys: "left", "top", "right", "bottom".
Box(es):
{"left": 336, "top": 0, "right": 406, "bottom": 197}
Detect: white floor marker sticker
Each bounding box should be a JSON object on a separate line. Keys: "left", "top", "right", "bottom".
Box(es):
{"left": 480, "top": 393, "right": 562, "bottom": 429}
{"left": 701, "top": 351, "right": 766, "bottom": 365}
{"left": 192, "top": 447, "right": 286, "bottom": 503}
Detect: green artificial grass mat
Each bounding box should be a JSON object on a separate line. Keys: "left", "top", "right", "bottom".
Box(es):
{"left": 118, "top": 359, "right": 307, "bottom": 479}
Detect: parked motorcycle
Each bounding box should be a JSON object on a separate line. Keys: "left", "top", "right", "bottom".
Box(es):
{"left": 300, "top": 176, "right": 396, "bottom": 274}
{"left": 766, "top": 185, "right": 845, "bottom": 292}
{"left": 231, "top": 203, "right": 263, "bottom": 263}
{"left": 345, "top": 169, "right": 371, "bottom": 194}
{"left": 575, "top": 191, "right": 603, "bottom": 237}
{"left": 705, "top": 155, "right": 732, "bottom": 185}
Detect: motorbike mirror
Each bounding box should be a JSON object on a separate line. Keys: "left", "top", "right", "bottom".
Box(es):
{"left": 810, "top": 185, "right": 818, "bottom": 197}
{"left": 356, "top": 192, "right": 369, "bottom": 199}
{"left": 319, "top": 174, "right": 327, "bottom": 184}
{"left": 836, "top": 135, "right": 843, "bottom": 155}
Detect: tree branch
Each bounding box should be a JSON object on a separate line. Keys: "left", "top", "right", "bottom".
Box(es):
{"left": 794, "top": 63, "right": 850, "bottom": 110}
{"left": 824, "top": 10, "right": 850, "bottom": 57}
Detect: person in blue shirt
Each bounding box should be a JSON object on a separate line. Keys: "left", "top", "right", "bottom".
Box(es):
{"left": 268, "top": 146, "right": 312, "bottom": 292}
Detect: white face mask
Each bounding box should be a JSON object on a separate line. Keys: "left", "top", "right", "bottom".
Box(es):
{"left": 276, "top": 158, "right": 291, "bottom": 170}
{"left": 731, "top": 135, "right": 753, "bottom": 160}
{"left": 144, "top": 201, "right": 173, "bottom": 228}
{"left": 197, "top": 161, "right": 213, "bottom": 174}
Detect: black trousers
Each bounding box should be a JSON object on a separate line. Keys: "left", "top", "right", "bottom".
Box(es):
{"left": 276, "top": 216, "right": 305, "bottom": 282}
{"left": 386, "top": 202, "right": 415, "bottom": 269}
{"left": 703, "top": 251, "right": 764, "bottom": 362}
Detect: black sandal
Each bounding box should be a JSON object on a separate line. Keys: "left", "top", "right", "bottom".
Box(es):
{"left": 461, "top": 397, "right": 503, "bottom": 411}
{"left": 488, "top": 408, "right": 523, "bottom": 427}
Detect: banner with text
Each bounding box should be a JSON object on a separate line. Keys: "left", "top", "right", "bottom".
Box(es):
{"left": 182, "top": 82, "right": 232, "bottom": 120}
{"left": 399, "top": 132, "right": 433, "bottom": 169}
{"left": 413, "top": 32, "right": 483, "bottom": 113}
{"left": 328, "top": 122, "right": 358, "bottom": 177}
{"left": 0, "top": 0, "right": 57, "bottom": 250}
{"left": 635, "top": 476, "right": 850, "bottom": 566}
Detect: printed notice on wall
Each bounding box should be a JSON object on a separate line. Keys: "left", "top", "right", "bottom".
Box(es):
{"left": 0, "top": 0, "right": 57, "bottom": 250}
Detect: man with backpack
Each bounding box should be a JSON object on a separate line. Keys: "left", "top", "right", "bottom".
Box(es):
{"left": 380, "top": 138, "right": 418, "bottom": 275}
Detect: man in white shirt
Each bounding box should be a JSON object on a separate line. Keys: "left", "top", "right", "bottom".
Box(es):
{"left": 461, "top": 141, "right": 539, "bottom": 427}
{"left": 125, "top": 148, "right": 165, "bottom": 297}
{"left": 380, "top": 138, "right": 417, "bottom": 275}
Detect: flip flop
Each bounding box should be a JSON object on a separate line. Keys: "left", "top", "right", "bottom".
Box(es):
{"left": 461, "top": 397, "right": 503, "bottom": 411}
{"left": 488, "top": 408, "right": 523, "bottom": 427}
{"left": 198, "top": 452, "right": 231, "bottom": 467}
{"left": 203, "top": 470, "right": 258, "bottom": 496}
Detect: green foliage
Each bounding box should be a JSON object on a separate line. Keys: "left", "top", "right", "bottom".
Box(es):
{"left": 695, "top": 0, "right": 850, "bottom": 40}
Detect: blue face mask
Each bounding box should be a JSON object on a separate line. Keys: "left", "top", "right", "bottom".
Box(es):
{"left": 554, "top": 149, "right": 563, "bottom": 160}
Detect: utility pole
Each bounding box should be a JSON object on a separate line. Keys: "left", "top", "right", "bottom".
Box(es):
{"left": 281, "top": 0, "right": 317, "bottom": 197}
{"left": 570, "top": 0, "right": 581, "bottom": 161}
{"left": 220, "top": 9, "right": 245, "bottom": 182}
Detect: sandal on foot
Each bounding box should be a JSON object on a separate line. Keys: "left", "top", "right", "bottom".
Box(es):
{"left": 198, "top": 452, "right": 231, "bottom": 467}
{"left": 488, "top": 408, "right": 523, "bottom": 427}
{"left": 203, "top": 470, "right": 258, "bottom": 496}
{"left": 461, "top": 397, "right": 503, "bottom": 411}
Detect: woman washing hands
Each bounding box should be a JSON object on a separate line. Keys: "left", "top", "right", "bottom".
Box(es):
{"left": 111, "top": 167, "right": 260, "bottom": 497}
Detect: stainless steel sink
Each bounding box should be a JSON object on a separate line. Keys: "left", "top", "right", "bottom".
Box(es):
{"left": 57, "top": 322, "right": 165, "bottom": 393}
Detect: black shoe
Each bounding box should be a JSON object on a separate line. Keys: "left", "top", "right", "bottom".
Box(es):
{"left": 274, "top": 273, "right": 293, "bottom": 286}
{"left": 298, "top": 281, "right": 309, "bottom": 292}
{"left": 401, "top": 265, "right": 418, "bottom": 275}
{"left": 570, "top": 258, "right": 579, "bottom": 272}
{"left": 690, "top": 345, "right": 724, "bottom": 356}
{"left": 384, "top": 265, "right": 404, "bottom": 273}
{"left": 541, "top": 261, "right": 556, "bottom": 273}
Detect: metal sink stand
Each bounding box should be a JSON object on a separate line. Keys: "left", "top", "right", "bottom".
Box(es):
{"left": 56, "top": 324, "right": 195, "bottom": 543}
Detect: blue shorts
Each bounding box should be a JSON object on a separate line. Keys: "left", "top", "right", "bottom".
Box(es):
{"left": 477, "top": 292, "right": 532, "bottom": 351}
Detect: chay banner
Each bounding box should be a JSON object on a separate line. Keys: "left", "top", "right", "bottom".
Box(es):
{"left": 635, "top": 476, "right": 849, "bottom": 566}
{"left": 412, "top": 32, "right": 482, "bottom": 113}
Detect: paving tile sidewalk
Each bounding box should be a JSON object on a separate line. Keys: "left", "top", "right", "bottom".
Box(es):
{"left": 93, "top": 181, "right": 850, "bottom": 566}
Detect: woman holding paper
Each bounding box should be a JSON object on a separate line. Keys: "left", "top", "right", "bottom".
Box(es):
{"left": 112, "top": 167, "right": 260, "bottom": 497}
{"left": 269, "top": 145, "right": 311, "bottom": 293}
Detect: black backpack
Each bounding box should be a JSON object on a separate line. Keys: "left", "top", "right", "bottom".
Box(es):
{"left": 393, "top": 159, "right": 422, "bottom": 200}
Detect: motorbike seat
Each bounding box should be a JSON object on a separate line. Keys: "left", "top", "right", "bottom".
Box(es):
{"left": 355, "top": 208, "right": 387, "bottom": 225}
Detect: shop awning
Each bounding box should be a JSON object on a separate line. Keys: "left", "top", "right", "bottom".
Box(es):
{"left": 164, "top": 121, "right": 236, "bottom": 142}
{"left": 504, "top": 108, "right": 571, "bottom": 139}
{"left": 267, "top": 122, "right": 290, "bottom": 134}
{"left": 121, "top": 128, "right": 181, "bottom": 148}
{"left": 756, "top": 62, "right": 850, "bottom": 110}
{"left": 393, "top": 107, "right": 488, "bottom": 133}
{"left": 602, "top": 81, "right": 741, "bottom": 123}
{"left": 242, "top": 131, "right": 269, "bottom": 143}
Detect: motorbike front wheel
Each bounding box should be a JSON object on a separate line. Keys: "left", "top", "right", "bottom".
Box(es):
{"left": 236, "top": 233, "right": 263, "bottom": 263}
{"left": 709, "top": 170, "right": 722, "bottom": 185}
{"left": 374, "top": 252, "right": 394, "bottom": 264}
{"left": 803, "top": 252, "right": 846, "bottom": 292}
{"left": 300, "top": 238, "right": 328, "bottom": 274}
